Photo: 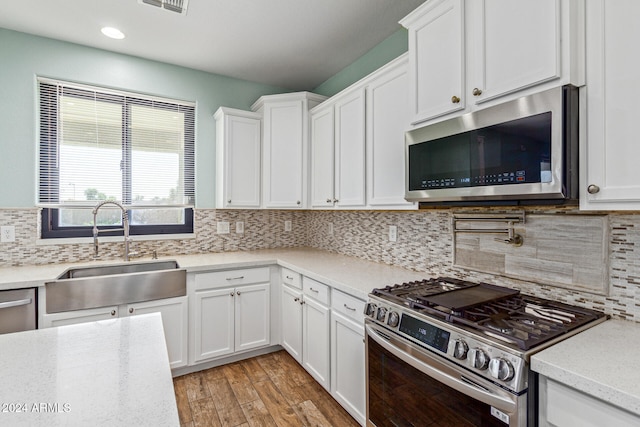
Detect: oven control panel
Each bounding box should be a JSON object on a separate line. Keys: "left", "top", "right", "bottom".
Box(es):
{"left": 364, "top": 299, "right": 527, "bottom": 393}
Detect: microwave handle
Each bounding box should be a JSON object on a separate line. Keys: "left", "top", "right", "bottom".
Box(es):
{"left": 366, "top": 323, "right": 517, "bottom": 413}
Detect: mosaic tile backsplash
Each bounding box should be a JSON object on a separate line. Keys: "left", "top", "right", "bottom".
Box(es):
{"left": 2, "top": 207, "right": 640, "bottom": 321}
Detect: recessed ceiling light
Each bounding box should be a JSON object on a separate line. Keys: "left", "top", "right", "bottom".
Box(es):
{"left": 101, "top": 27, "right": 125, "bottom": 40}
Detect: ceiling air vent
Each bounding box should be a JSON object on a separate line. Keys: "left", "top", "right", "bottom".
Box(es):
{"left": 139, "top": 0, "right": 189, "bottom": 15}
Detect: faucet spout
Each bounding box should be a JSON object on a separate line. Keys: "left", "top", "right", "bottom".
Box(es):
{"left": 92, "top": 200, "right": 131, "bottom": 261}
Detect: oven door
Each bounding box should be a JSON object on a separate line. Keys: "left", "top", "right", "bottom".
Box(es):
{"left": 366, "top": 321, "right": 527, "bottom": 427}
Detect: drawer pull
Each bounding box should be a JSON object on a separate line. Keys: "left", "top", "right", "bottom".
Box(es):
{"left": 110, "top": 310, "right": 116, "bottom": 316}
{"left": 286, "top": 275, "right": 294, "bottom": 280}
{"left": 294, "top": 297, "right": 300, "bottom": 302}
{"left": 309, "top": 287, "right": 319, "bottom": 293}
{"left": 344, "top": 304, "right": 356, "bottom": 312}
{"left": 226, "top": 276, "right": 245, "bottom": 281}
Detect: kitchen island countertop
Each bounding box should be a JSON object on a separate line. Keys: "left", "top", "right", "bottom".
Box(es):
{"left": 0, "top": 313, "right": 179, "bottom": 426}
{"left": 531, "top": 319, "right": 640, "bottom": 417}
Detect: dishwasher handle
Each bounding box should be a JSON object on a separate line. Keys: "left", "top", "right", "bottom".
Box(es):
{"left": 0, "top": 298, "right": 32, "bottom": 309}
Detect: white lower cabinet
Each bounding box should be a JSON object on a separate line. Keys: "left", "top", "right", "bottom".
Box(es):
{"left": 190, "top": 268, "right": 271, "bottom": 364}
{"left": 303, "top": 294, "right": 331, "bottom": 390}
{"left": 42, "top": 305, "right": 119, "bottom": 328}
{"left": 539, "top": 376, "right": 640, "bottom": 427}
{"left": 331, "top": 290, "right": 366, "bottom": 425}
{"left": 281, "top": 283, "right": 303, "bottom": 362}
{"left": 41, "top": 296, "right": 188, "bottom": 369}
{"left": 127, "top": 296, "right": 188, "bottom": 369}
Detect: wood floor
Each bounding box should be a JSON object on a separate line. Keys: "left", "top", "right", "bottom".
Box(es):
{"left": 173, "top": 350, "right": 361, "bottom": 427}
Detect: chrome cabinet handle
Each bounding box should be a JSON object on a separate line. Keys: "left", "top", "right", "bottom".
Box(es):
{"left": 226, "top": 276, "right": 244, "bottom": 281}
{"left": 110, "top": 310, "right": 116, "bottom": 316}
{"left": 0, "top": 298, "right": 31, "bottom": 309}
{"left": 236, "top": 291, "right": 241, "bottom": 296}
{"left": 309, "top": 287, "right": 319, "bottom": 293}
{"left": 344, "top": 304, "right": 356, "bottom": 312}
{"left": 228, "top": 199, "right": 232, "bottom": 203}
{"left": 333, "top": 199, "right": 339, "bottom": 203}
{"left": 230, "top": 291, "right": 235, "bottom": 297}
{"left": 129, "top": 307, "right": 134, "bottom": 314}
{"left": 286, "top": 275, "right": 294, "bottom": 280}
{"left": 296, "top": 200, "right": 301, "bottom": 205}
{"left": 587, "top": 184, "right": 600, "bottom": 194}
{"left": 451, "top": 95, "right": 460, "bottom": 104}
{"left": 294, "top": 297, "right": 300, "bottom": 302}
{"left": 472, "top": 87, "right": 483, "bottom": 96}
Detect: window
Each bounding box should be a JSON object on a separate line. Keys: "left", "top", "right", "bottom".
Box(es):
{"left": 38, "top": 79, "right": 195, "bottom": 238}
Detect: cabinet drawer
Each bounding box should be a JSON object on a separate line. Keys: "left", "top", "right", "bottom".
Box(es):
{"left": 303, "top": 277, "right": 330, "bottom": 305}
{"left": 281, "top": 267, "right": 301, "bottom": 289}
{"left": 194, "top": 267, "right": 270, "bottom": 290}
{"left": 331, "top": 290, "right": 365, "bottom": 323}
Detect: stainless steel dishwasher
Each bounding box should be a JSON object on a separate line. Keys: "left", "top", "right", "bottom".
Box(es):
{"left": 0, "top": 288, "right": 36, "bottom": 334}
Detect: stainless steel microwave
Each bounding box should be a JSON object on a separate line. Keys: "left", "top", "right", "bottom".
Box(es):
{"left": 405, "top": 85, "right": 578, "bottom": 205}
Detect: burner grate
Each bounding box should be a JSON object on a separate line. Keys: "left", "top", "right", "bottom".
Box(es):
{"left": 451, "top": 295, "right": 604, "bottom": 350}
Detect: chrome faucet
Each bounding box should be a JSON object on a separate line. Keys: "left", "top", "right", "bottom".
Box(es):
{"left": 92, "top": 200, "right": 133, "bottom": 261}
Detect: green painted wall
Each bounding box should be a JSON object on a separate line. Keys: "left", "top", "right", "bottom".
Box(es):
{"left": 312, "top": 28, "right": 409, "bottom": 97}
{"left": 0, "top": 28, "right": 286, "bottom": 208}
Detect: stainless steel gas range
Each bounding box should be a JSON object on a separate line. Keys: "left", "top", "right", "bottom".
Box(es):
{"left": 364, "top": 277, "right": 607, "bottom": 427}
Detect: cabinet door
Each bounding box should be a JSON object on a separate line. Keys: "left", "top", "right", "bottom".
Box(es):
{"left": 582, "top": 0, "right": 640, "bottom": 210}
{"left": 402, "top": 0, "right": 465, "bottom": 124}
{"left": 303, "top": 297, "right": 331, "bottom": 390}
{"left": 331, "top": 311, "right": 365, "bottom": 425}
{"left": 234, "top": 283, "right": 270, "bottom": 353}
{"left": 470, "top": 0, "right": 561, "bottom": 104}
{"left": 127, "top": 296, "right": 188, "bottom": 369}
{"left": 192, "top": 288, "right": 235, "bottom": 362}
{"left": 310, "top": 106, "right": 335, "bottom": 208}
{"left": 224, "top": 114, "right": 261, "bottom": 208}
{"left": 263, "top": 100, "right": 305, "bottom": 208}
{"left": 334, "top": 88, "right": 366, "bottom": 208}
{"left": 43, "top": 306, "right": 119, "bottom": 328}
{"left": 281, "top": 285, "right": 303, "bottom": 362}
{"left": 366, "top": 58, "right": 415, "bottom": 209}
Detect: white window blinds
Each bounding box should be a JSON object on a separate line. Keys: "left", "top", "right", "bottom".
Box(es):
{"left": 38, "top": 79, "right": 195, "bottom": 210}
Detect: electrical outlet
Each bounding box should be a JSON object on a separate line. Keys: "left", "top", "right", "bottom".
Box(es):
{"left": 388, "top": 225, "right": 398, "bottom": 242}
{"left": 328, "top": 222, "right": 334, "bottom": 236}
{"left": 284, "top": 220, "right": 292, "bottom": 232}
{"left": 236, "top": 221, "right": 244, "bottom": 234}
{"left": 1, "top": 226, "right": 16, "bottom": 243}
{"left": 217, "top": 221, "right": 230, "bottom": 234}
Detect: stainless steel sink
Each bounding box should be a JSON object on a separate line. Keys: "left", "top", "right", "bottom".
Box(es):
{"left": 45, "top": 260, "right": 186, "bottom": 313}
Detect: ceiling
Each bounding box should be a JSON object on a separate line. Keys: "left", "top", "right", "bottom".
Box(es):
{"left": 0, "top": 0, "right": 425, "bottom": 91}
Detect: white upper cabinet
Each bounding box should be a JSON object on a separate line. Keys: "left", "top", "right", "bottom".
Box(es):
{"left": 334, "top": 88, "right": 366, "bottom": 208}
{"left": 309, "top": 55, "right": 416, "bottom": 210}
{"left": 310, "top": 105, "right": 335, "bottom": 208}
{"left": 401, "top": 0, "right": 584, "bottom": 125}
{"left": 469, "top": 0, "right": 562, "bottom": 105}
{"left": 581, "top": 0, "right": 640, "bottom": 210}
{"left": 214, "top": 107, "right": 262, "bottom": 209}
{"left": 401, "top": 0, "right": 465, "bottom": 124}
{"left": 253, "top": 92, "right": 326, "bottom": 209}
{"left": 366, "top": 56, "right": 415, "bottom": 209}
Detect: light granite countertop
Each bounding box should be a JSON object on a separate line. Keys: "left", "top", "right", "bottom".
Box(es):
{"left": 531, "top": 319, "right": 640, "bottom": 416}
{"left": 0, "top": 312, "right": 179, "bottom": 426}
{"left": 0, "top": 247, "right": 428, "bottom": 300}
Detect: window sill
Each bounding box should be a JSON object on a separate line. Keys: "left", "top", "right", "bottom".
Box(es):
{"left": 36, "top": 233, "right": 196, "bottom": 246}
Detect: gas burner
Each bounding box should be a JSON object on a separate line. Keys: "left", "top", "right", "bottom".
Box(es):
{"left": 369, "top": 277, "right": 607, "bottom": 351}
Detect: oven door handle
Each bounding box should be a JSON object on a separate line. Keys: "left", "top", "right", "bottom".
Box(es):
{"left": 366, "top": 323, "right": 517, "bottom": 413}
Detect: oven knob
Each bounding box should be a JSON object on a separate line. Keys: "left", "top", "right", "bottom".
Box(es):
{"left": 376, "top": 307, "right": 387, "bottom": 322}
{"left": 453, "top": 339, "right": 469, "bottom": 360}
{"left": 470, "top": 348, "right": 490, "bottom": 370}
{"left": 387, "top": 311, "right": 400, "bottom": 328}
{"left": 365, "top": 303, "right": 377, "bottom": 318}
{"left": 489, "top": 358, "right": 515, "bottom": 381}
